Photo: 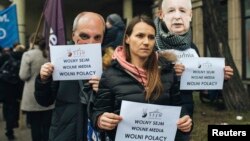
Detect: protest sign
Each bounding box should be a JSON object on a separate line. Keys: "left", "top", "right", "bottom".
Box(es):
{"left": 115, "top": 101, "right": 181, "bottom": 141}
{"left": 50, "top": 43, "right": 102, "bottom": 80}
{"left": 180, "top": 57, "right": 225, "bottom": 90}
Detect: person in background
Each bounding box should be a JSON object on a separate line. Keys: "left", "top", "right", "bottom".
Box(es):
{"left": 1, "top": 47, "right": 11, "bottom": 56}
{"left": 90, "top": 15, "right": 192, "bottom": 141}
{"left": 0, "top": 44, "right": 25, "bottom": 141}
{"left": 102, "top": 13, "right": 125, "bottom": 50}
{"left": 0, "top": 47, "right": 12, "bottom": 103}
{"left": 154, "top": 0, "right": 234, "bottom": 140}
{"left": 19, "top": 33, "right": 54, "bottom": 141}
{"left": 34, "top": 12, "right": 105, "bottom": 141}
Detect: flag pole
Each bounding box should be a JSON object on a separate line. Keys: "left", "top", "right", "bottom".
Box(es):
{"left": 30, "top": 12, "right": 44, "bottom": 50}
{"left": 30, "top": 0, "right": 49, "bottom": 50}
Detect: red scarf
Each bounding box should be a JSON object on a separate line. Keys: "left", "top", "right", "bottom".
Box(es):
{"left": 112, "top": 46, "right": 148, "bottom": 86}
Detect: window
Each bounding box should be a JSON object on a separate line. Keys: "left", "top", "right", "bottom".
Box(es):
{"left": 243, "top": 0, "right": 250, "bottom": 79}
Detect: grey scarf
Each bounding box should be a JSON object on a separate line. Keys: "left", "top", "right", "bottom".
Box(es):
{"left": 154, "top": 17, "right": 192, "bottom": 51}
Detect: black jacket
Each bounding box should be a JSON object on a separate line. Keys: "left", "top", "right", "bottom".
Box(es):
{"left": 35, "top": 76, "right": 91, "bottom": 141}
{"left": 91, "top": 56, "right": 188, "bottom": 140}
{"left": 0, "top": 51, "right": 24, "bottom": 102}
{"left": 102, "top": 25, "right": 125, "bottom": 49}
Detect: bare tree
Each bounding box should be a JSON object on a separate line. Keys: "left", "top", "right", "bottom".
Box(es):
{"left": 202, "top": 0, "right": 250, "bottom": 111}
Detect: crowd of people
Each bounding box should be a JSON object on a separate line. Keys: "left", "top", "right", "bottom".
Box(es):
{"left": 0, "top": 0, "right": 234, "bottom": 141}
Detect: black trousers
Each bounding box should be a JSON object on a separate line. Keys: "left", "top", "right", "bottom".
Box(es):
{"left": 3, "top": 99, "right": 20, "bottom": 136}
{"left": 26, "top": 110, "right": 53, "bottom": 141}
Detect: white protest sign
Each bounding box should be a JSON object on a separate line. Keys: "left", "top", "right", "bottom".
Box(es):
{"left": 180, "top": 57, "right": 225, "bottom": 90}
{"left": 115, "top": 101, "right": 181, "bottom": 141}
{"left": 50, "top": 43, "right": 102, "bottom": 80}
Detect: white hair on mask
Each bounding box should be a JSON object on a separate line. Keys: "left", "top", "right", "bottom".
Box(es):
{"left": 162, "top": 0, "right": 192, "bottom": 10}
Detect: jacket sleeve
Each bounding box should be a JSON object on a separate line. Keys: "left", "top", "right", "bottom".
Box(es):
{"left": 170, "top": 73, "right": 189, "bottom": 117}
{"left": 90, "top": 71, "right": 114, "bottom": 130}
{"left": 171, "top": 74, "right": 193, "bottom": 134}
{"left": 34, "top": 74, "right": 58, "bottom": 106}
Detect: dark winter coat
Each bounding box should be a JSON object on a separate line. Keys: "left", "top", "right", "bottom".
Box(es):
{"left": 35, "top": 77, "right": 91, "bottom": 141}
{"left": 102, "top": 21, "right": 125, "bottom": 49}
{"left": 91, "top": 56, "right": 188, "bottom": 141}
{"left": 0, "top": 51, "right": 24, "bottom": 102}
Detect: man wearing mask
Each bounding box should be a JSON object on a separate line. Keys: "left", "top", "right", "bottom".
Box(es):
{"left": 154, "top": 0, "right": 233, "bottom": 140}
{"left": 35, "top": 12, "right": 105, "bottom": 141}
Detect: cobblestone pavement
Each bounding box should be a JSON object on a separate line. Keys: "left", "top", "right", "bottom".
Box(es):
{"left": 0, "top": 103, "right": 31, "bottom": 141}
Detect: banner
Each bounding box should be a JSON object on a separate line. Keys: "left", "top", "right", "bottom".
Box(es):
{"left": 43, "top": 0, "right": 66, "bottom": 51}
{"left": 0, "top": 4, "right": 19, "bottom": 48}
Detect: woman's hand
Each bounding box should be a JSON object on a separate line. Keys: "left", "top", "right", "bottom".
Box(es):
{"left": 177, "top": 115, "right": 192, "bottom": 132}
{"left": 97, "top": 112, "right": 122, "bottom": 130}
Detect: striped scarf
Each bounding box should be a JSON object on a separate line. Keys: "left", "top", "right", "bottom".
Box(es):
{"left": 154, "top": 17, "right": 192, "bottom": 51}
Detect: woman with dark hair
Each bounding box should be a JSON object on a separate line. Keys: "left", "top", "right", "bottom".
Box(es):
{"left": 19, "top": 33, "right": 54, "bottom": 141}
{"left": 90, "top": 15, "right": 192, "bottom": 141}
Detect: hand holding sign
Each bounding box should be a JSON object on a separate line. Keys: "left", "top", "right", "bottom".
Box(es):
{"left": 224, "top": 66, "right": 234, "bottom": 80}
{"left": 89, "top": 76, "right": 101, "bottom": 92}
{"left": 177, "top": 115, "right": 192, "bottom": 132}
{"left": 97, "top": 112, "right": 122, "bottom": 130}
{"left": 173, "top": 63, "right": 185, "bottom": 76}
{"left": 40, "top": 62, "right": 54, "bottom": 81}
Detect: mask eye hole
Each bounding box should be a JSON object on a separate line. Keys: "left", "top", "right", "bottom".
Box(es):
{"left": 79, "top": 33, "right": 89, "bottom": 40}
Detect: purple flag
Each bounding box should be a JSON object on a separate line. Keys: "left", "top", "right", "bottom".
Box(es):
{"left": 43, "top": 0, "right": 66, "bottom": 50}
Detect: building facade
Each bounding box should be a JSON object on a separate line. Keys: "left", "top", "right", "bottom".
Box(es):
{"left": 0, "top": 0, "right": 154, "bottom": 46}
